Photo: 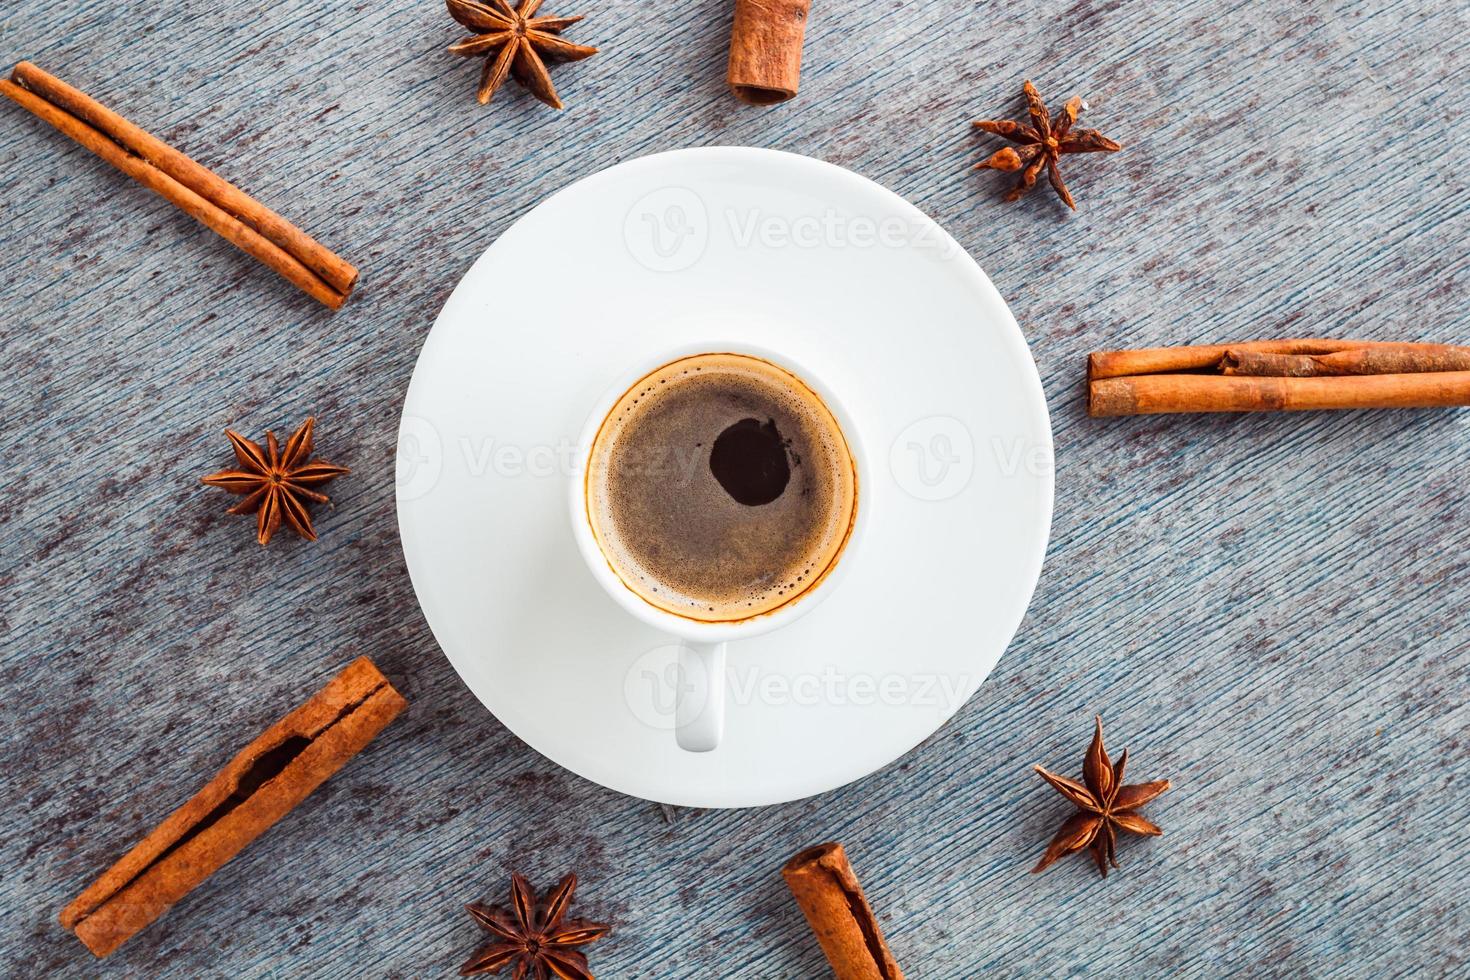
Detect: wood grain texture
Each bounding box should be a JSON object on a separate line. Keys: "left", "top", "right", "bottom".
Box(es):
{"left": 1, "top": 0, "right": 1466, "bottom": 977}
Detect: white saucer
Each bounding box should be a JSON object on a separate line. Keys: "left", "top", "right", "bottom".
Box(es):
{"left": 396, "top": 147, "right": 1052, "bottom": 808}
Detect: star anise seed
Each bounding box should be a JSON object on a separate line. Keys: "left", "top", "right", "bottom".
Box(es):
{"left": 460, "top": 873, "right": 610, "bottom": 979}
{"left": 200, "top": 417, "right": 349, "bottom": 546}
{"left": 973, "top": 80, "right": 1122, "bottom": 210}
{"left": 446, "top": 0, "right": 597, "bottom": 109}
{"left": 1031, "top": 716, "right": 1170, "bottom": 878}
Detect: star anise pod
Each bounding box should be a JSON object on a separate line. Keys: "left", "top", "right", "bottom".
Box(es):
{"left": 460, "top": 873, "right": 610, "bottom": 979}
{"left": 1031, "top": 716, "right": 1170, "bottom": 877}
{"left": 973, "top": 80, "right": 1122, "bottom": 210}
{"left": 200, "top": 417, "right": 350, "bottom": 546}
{"left": 446, "top": 0, "right": 597, "bottom": 109}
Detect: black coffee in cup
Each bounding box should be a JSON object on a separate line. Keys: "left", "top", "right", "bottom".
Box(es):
{"left": 584, "top": 353, "right": 858, "bottom": 623}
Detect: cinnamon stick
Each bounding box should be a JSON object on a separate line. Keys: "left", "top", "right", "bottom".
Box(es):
{"left": 1222, "top": 345, "right": 1470, "bottom": 377}
{"left": 782, "top": 842, "right": 904, "bottom": 980}
{"left": 1086, "top": 339, "right": 1403, "bottom": 380}
{"left": 59, "top": 657, "right": 406, "bottom": 957}
{"left": 1, "top": 62, "right": 356, "bottom": 308}
{"left": 1088, "top": 340, "right": 1470, "bottom": 415}
{"left": 1090, "top": 372, "right": 1470, "bottom": 415}
{"left": 727, "top": 0, "right": 813, "bottom": 105}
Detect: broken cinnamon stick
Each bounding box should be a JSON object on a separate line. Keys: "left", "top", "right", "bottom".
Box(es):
{"left": 1222, "top": 345, "right": 1470, "bottom": 377}
{"left": 782, "top": 842, "right": 904, "bottom": 980}
{"left": 1087, "top": 339, "right": 1407, "bottom": 380}
{"left": 1088, "top": 340, "right": 1470, "bottom": 416}
{"left": 59, "top": 657, "right": 406, "bottom": 957}
{"left": 727, "top": 0, "right": 813, "bottom": 105}
{"left": 1, "top": 62, "right": 356, "bottom": 308}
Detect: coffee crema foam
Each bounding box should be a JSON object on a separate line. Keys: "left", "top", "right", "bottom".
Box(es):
{"left": 585, "top": 353, "right": 858, "bottom": 623}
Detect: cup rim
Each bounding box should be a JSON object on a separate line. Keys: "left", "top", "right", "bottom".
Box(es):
{"left": 568, "top": 341, "right": 868, "bottom": 644}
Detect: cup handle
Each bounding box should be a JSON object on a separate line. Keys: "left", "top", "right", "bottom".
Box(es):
{"left": 675, "top": 641, "right": 726, "bottom": 752}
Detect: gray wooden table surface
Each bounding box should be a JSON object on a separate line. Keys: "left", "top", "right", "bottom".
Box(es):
{"left": 3, "top": 0, "right": 1467, "bottom": 976}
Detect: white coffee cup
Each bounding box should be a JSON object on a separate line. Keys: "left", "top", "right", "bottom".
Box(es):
{"left": 569, "top": 342, "right": 866, "bottom": 752}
